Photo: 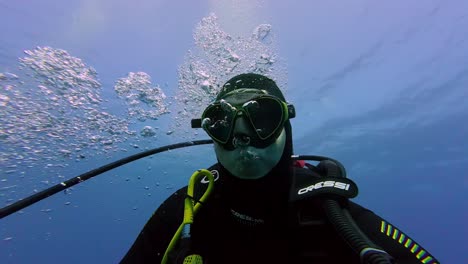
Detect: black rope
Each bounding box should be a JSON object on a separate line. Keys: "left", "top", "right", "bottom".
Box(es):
{"left": 0, "top": 139, "right": 213, "bottom": 219}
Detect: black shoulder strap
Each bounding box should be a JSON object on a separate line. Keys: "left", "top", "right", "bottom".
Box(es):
{"left": 289, "top": 161, "right": 358, "bottom": 202}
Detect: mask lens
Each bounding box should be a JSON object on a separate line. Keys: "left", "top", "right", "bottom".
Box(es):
{"left": 245, "top": 97, "right": 285, "bottom": 139}
{"left": 202, "top": 104, "right": 235, "bottom": 144}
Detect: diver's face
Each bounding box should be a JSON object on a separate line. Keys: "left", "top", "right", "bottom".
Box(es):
{"left": 214, "top": 113, "right": 286, "bottom": 180}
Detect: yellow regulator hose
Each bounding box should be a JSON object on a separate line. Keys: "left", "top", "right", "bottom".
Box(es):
{"left": 161, "top": 169, "right": 215, "bottom": 264}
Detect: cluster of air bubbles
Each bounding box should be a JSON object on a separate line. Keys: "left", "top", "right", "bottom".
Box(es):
{"left": 201, "top": 118, "right": 212, "bottom": 129}
{"left": 252, "top": 24, "right": 273, "bottom": 43}
{"left": 220, "top": 99, "right": 236, "bottom": 113}
{"left": 114, "top": 72, "right": 169, "bottom": 121}
{"left": 0, "top": 46, "right": 134, "bottom": 173}
{"left": 19, "top": 46, "right": 102, "bottom": 107}
{"left": 0, "top": 13, "right": 287, "bottom": 205}
{"left": 173, "top": 13, "right": 287, "bottom": 137}
{"left": 140, "top": 126, "right": 157, "bottom": 137}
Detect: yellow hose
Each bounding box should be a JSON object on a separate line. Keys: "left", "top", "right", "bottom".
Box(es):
{"left": 161, "top": 169, "right": 215, "bottom": 264}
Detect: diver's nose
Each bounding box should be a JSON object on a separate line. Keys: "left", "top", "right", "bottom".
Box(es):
{"left": 232, "top": 113, "right": 253, "bottom": 136}
{"left": 232, "top": 115, "right": 253, "bottom": 148}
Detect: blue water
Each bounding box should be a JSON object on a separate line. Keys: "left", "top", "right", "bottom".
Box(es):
{"left": 1, "top": 1, "right": 467, "bottom": 263}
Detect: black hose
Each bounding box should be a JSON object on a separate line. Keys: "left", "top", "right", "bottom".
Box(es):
{"left": 324, "top": 200, "right": 393, "bottom": 264}
{"left": 0, "top": 139, "right": 213, "bottom": 219}
{"left": 313, "top": 157, "right": 393, "bottom": 264}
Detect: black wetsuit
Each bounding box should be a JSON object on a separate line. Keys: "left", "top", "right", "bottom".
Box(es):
{"left": 121, "top": 163, "right": 438, "bottom": 264}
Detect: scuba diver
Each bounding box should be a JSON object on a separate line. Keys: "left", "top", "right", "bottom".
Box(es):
{"left": 120, "top": 73, "right": 439, "bottom": 264}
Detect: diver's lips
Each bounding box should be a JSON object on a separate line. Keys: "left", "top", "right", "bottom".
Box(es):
{"left": 237, "top": 148, "right": 260, "bottom": 161}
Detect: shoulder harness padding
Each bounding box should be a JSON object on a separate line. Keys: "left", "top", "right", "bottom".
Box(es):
{"left": 290, "top": 160, "right": 358, "bottom": 202}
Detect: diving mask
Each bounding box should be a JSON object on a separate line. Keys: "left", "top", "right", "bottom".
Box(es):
{"left": 192, "top": 90, "right": 295, "bottom": 150}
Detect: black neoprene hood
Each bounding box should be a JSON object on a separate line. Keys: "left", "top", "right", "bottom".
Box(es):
{"left": 216, "top": 73, "right": 287, "bottom": 102}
